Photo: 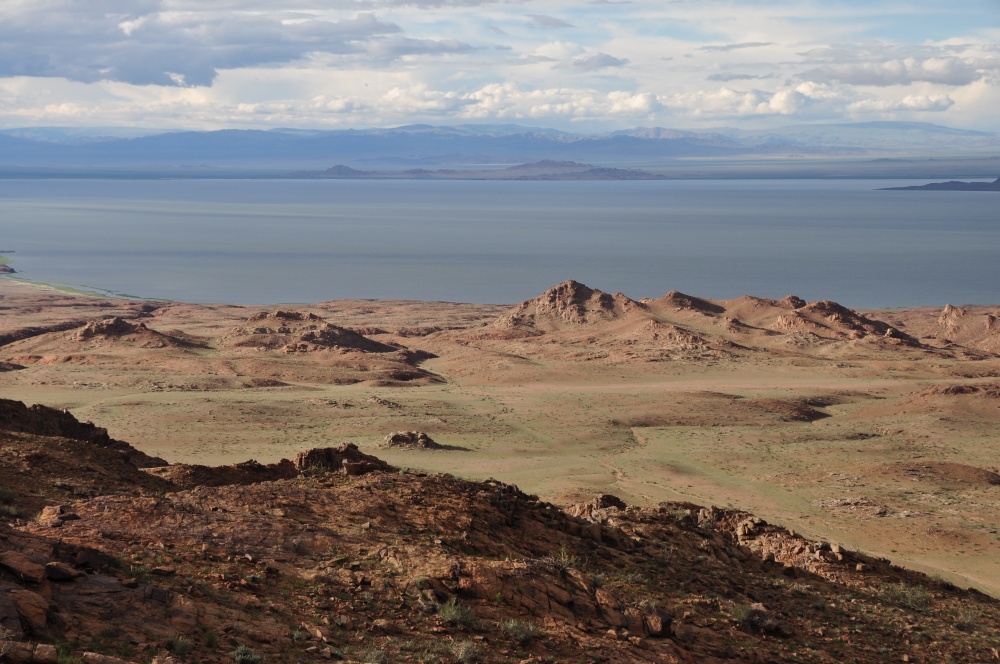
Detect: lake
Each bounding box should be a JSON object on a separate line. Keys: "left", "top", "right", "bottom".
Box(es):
{"left": 1, "top": 178, "right": 997, "bottom": 307}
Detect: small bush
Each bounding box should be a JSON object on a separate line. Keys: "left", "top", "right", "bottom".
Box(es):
{"left": 361, "top": 648, "right": 390, "bottom": 664}
{"left": 881, "top": 583, "right": 932, "bottom": 612}
{"left": 636, "top": 598, "right": 659, "bottom": 612}
{"left": 730, "top": 603, "right": 767, "bottom": 630}
{"left": 610, "top": 570, "right": 647, "bottom": 585}
{"left": 1, "top": 626, "right": 16, "bottom": 659}
{"left": 437, "top": 598, "right": 475, "bottom": 627}
{"left": 0, "top": 487, "right": 15, "bottom": 504}
{"left": 953, "top": 607, "right": 984, "bottom": 633}
{"left": 500, "top": 619, "right": 540, "bottom": 646}
{"left": 229, "top": 645, "right": 264, "bottom": 664}
{"left": 165, "top": 636, "right": 195, "bottom": 657}
{"left": 451, "top": 640, "right": 482, "bottom": 663}
{"left": 202, "top": 630, "right": 219, "bottom": 648}
{"left": 0, "top": 504, "right": 24, "bottom": 519}
{"left": 538, "top": 543, "right": 580, "bottom": 575}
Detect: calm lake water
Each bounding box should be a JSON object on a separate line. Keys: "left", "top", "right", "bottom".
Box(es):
{"left": 1, "top": 179, "right": 997, "bottom": 307}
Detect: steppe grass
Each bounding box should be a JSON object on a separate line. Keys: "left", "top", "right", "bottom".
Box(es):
{"left": 229, "top": 645, "right": 264, "bottom": 664}
{"left": 880, "top": 582, "right": 933, "bottom": 612}
{"left": 360, "top": 648, "right": 391, "bottom": 664}
{"left": 1, "top": 626, "right": 15, "bottom": 659}
{"left": 165, "top": 636, "right": 195, "bottom": 657}
{"left": 500, "top": 618, "right": 540, "bottom": 646}
{"left": 451, "top": 640, "right": 483, "bottom": 663}
{"left": 437, "top": 598, "right": 475, "bottom": 626}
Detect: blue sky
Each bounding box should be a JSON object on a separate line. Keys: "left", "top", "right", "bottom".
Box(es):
{"left": 0, "top": 0, "right": 997, "bottom": 132}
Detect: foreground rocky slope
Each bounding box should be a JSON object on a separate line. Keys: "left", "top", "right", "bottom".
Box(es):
{"left": 2, "top": 402, "right": 999, "bottom": 663}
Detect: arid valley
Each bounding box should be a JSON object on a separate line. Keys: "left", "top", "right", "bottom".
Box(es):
{"left": 1, "top": 276, "right": 999, "bottom": 662}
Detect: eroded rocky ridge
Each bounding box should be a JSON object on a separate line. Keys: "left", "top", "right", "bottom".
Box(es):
{"left": 1, "top": 403, "right": 999, "bottom": 664}
{"left": 220, "top": 311, "right": 398, "bottom": 354}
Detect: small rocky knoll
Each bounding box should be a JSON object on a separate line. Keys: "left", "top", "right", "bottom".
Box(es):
{"left": 68, "top": 317, "right": 197, "bottom": 350}
{"left": 381, "top": 431, "right": 444, "bottom": 450}
{"left": 495, "top": 280, "right": 646, "bottom": 330}
{"left": 0, "top": 399, "right": 166, "bottom": 469}
{"left": 0, "top": 321, "right": 92, "bottom": 350}
{"left": 219, "top": 311, "right": 399, "bottom": 354}
{"left": 915, "top": 303, "right": 1000, "bottom": 354}
{"left": 0, "top": 414, "right": 998, "bottom": 662}
{"left": 147, "top": 443, "right": 393, "bottom": 490}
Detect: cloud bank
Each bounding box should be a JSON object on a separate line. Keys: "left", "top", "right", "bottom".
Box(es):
{"left": 0, "top": 1, "right": 997, "bottom": 131}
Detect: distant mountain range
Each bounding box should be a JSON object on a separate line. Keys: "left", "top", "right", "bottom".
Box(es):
{"left": 0, "top": 121, "right": 997, "bottom": 175}
{"left": 290, "top": 160, "right": 668, "bottom": 181}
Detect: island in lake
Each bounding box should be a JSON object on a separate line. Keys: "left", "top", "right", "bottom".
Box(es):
{"left": 880, "top": 177, "right": 1000, "bottom": 191}
{"left": 290, "top": 159, "right": 668, "bottom": 180}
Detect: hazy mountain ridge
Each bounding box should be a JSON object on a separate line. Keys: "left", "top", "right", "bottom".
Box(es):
{"left": 1, "top": 121, "right": 997, "bottom": 172}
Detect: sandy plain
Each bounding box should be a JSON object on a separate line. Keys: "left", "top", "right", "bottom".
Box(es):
{"left": 1, "top": 276, "right": 998, "bottom": 598}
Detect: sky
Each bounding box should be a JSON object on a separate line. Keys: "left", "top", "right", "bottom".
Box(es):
{"left": 0, "top": 0, "right": 998, "bottom": 132}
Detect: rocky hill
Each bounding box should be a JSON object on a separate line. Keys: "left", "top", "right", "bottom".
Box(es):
{"left": 1, "top": 401, "right": 999, "bottom": 663}
{"left": 219, "top": 311, "right": 399, "bottom": 354}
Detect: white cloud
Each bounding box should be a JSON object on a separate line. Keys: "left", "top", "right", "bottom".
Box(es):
{"left": 698, "top": 42, "right": 773, "bottom": 53}
{"left": 801, "top": 57, "right": 984, "bottom": 87}
{"left": 664, "top": 86, "right": 811, "bottom": 118}
{"left": 527, "top": 14, "right": 574, "bottom": 29}
{"left": 849, "top": 94, "right": 955, "bottom": 112}
{"left": 0, "top": 1, "right": 999, "bottom": 131}
{"left": 568, "top": 53, "right": 630, "bottom": 70}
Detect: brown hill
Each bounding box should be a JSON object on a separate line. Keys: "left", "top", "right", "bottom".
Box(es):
{"left": 0, "top": 400, "right": 171, "bottom": 520}
{"left": 0, "top": 398, "right": 167, "bottom": 468}
{"left": 495, "top": 280, "right": 646, "bottom": 330}
{"left": 1, "top": 406, "right": 999, "bottom": 663}
{"left": 72, "top": 317, "right": 193, "bottom": 349}
{"left": 484, "top": 283, "right": 918, "bottom": 366}
{"left": 220, "top": 310, "right": 398, "bottom": 354}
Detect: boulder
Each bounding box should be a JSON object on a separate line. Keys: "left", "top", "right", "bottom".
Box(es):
{"left": 0, "top": 552, "right": 45, "bottom": 584}
{"left": 382, "top": 431, "right": 442, "bottom": 449}
{"left": 8, "top": 588, "right": 49, "bottom": 631}
{"left": 45, "top": 561, "right": 83, "bottom": 582}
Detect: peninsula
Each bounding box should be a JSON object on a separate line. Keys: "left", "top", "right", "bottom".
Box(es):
{"left": 880, "top": 177, "right": 1000, "bottom": 191}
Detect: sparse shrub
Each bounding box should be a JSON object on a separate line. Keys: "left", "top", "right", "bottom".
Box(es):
{"left": 412, "top": 576, "right": 430, "bottom": 589}
{"left": 880, "top": 582, "right": 932, "bottom": 612}
{"left": 202, "top": 630, "right": 219, "bottom": 648}
{"left": 0, "top": 504, "right": 23, "bottom": 519}
{"left": 291, "top": 629, "right": 306, "bottom": 641}
{"left": 437, "top": 598, "right": 475, "bottom": 627}
{"left": 1, "top": 626, "right": 15, "bottom": 658}
{"left": 165, "top": 636, "right": 195, "bottom": 657}
{"left": 636, "top": 598, "right": 659, "bottom": 612}
{"left": 730, "top": 603, "right": 767, "bottom": 630}
{"left": 590, "top": 573, "right": 606, "bottom": 589}
{"left": 952, "top": 607, "right": 984, "bottom": 633}
{"left": 610, "top": 570, "right": 647, "bottom": 585}
{"left": 246, "top": 574, "right": 263, "bottom": 584}
{"left": 451, "top": 640, "right": 482, "bottom": 663}
{"left": 538, "top": 543, "right": 580, "bottom": 575}
{"left": 361, "top": 648, "right": 390, "bottom": 664}
{"left": 0, "top": 487, "right": 15, "bottom": 504}
{"left": 788, "top": 581, "right": 812, "bottom": 596}
{"left": 500, "top": 619, "right": 540, "bottom": 646}
{"left": 229, "top": 645, "right": 264, "bottom": 664}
